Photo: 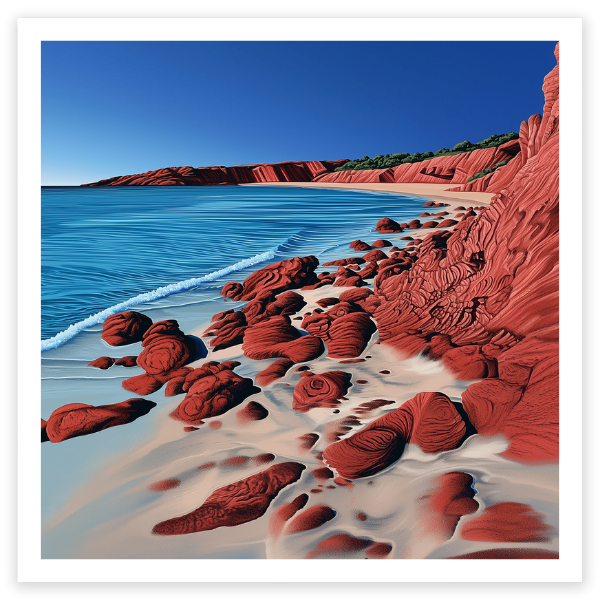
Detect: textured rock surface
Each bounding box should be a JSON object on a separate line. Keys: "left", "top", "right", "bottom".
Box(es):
{"left": 420, "top": 472, "right": 479, "bottom": 540}
{"left": 255, "top": 359, "right": 295, "bottom": 386}
{"left": 286, "top": 505, "right": 336, "bottom": 533}
{"left": 292, "top": 371, "right": 351, "bottom": 413}
{"left": 460, "top": 502, "right": 552, "bottom": 543}
{"left": 323, "top": 392, "right": 468, "bottom": 478}
{"left": 373, "top": 44, "right": 559, "bottom": 462}
{"left": 87, "top": 356, "right": 115, "bottom": 369}
{"left": 101, "top": 311, "right": 152, "bottom": 346}
{"left": 152, "top": 462, "right": 305, "bottom": 535}
{"left": 221, "top": 257, "right": 319, "bottom": 301}
{"left": 83, "top": 160, "right": 349, "bottom": 187}
{"left": 170, "top": 361, "right": 259, "bottom": 425}
{"left": 45, "top": 399, "right": 156, "bottom": 443}
{"left": 243, "top": 315, "right": 324, "bottom": 363}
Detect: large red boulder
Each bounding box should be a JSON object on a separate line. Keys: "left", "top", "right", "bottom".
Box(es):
{"left": 460, "top": 502, "right": 552, "bottom": 543}
{"left": 136, "top": 320, "right": 196, "bottom": 376}
{"left": 242, "top": 315, "right": 324, "bottom": 363}
{"left": 152, "top": 462, "right": 305, "bottom": 535}
{"left": 170, "top": 362, "right": 259, "bottom": 425}
{"left": 292, "top": 371, "right": 351, "bottom": 413}
{"left": 375, "top": 218, "right": 403, "bottom": 233}
{"left": 323, "top": 392, "right": 467, "bottom": 479}
{"left": 44, "top": 398, "right": 156, "bottom": 443}
{"left": 301, "top": 307, "right": 376, "bottom": 359}
{"left": 220, "top": 256, "right": 319, "bottom": 301}
{"left": 101, "top": 311, "right": 153, "bottom": 346}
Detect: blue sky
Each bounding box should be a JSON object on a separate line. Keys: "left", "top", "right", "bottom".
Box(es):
{"left": 41, "top": 41, "right": 557, "bottom": 186}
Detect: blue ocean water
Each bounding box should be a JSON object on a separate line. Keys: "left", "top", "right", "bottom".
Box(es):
{"left": 41, "top": 185, "right": 426, "bottom": 349}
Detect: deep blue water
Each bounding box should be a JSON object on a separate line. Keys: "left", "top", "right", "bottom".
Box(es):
{"left": 41, "top": 185, "right": 426, "bottom": 348}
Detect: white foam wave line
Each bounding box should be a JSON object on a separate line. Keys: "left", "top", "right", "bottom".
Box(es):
{"left": 41, "top": 249, "right": 276, "bottom": 352}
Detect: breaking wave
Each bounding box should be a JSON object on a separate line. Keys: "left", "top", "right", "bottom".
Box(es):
{"left": 41, "top": 249, "right": 276, "bottom": 352}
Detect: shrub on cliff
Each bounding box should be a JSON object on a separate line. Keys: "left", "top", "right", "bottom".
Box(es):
{"left": 335, "top": 132, "right": 519, "bottom": 172}
{"left": 467, "top": 159, "right": 510, "bottom": 182}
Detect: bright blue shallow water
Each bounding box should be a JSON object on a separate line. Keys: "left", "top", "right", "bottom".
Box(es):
{"left": 41, "top": 185, "right": 426, "bottom": 348}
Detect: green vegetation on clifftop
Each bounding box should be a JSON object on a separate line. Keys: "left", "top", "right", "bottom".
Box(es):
{"left": 334, "top": 132, "right": 519, "bottom": 172}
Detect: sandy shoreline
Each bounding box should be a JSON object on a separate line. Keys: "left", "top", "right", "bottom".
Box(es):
{"left": 241, "top": 181, "right": 495, "bottom": 211}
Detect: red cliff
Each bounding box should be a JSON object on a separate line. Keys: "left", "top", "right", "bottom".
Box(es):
{"left": 82, "top": 160, "right": 349, "bottom": 187}
{"left": 372, "top": 43, "right": 559, "bottom": 462}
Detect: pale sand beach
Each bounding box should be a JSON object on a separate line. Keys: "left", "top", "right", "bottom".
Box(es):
{"left": 242, "top": 182, "right": 495, "bottom": 210}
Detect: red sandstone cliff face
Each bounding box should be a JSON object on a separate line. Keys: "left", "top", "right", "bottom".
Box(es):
{"left": 373, "top": 43, "right": 559, "bottom": 462}
{"left": 82, "top": 160, "right": 349, "bottom": 187}
{"left": 314, "top": 140, "right": 521, "bottom": 187}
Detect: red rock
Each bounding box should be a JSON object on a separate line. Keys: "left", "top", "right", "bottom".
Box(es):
{"left": 354, "top": 399, "right": 395, "bottom": 416}
{"left": 101, "top": 311, "right": 153, "bottom": 346}
{"left": 372, "top": 239, "right": 392, "bottom": 248}
{"left": 237, "top": 400, "right": 269, "bottom": 424}
{"left": 84, "top": 160, "right": 350, "bottom": 187}
{"left": 197, "top": 462, "right": 216, "bottom": 470}
{"left": 363, "top": 249, "right": 388, "bottom": 262}
{"left": 323, "top": 392, "right": 467, "bottom": 479}
{"left": 211, "top": 309, "right": 234, "bottom": 321}
{"left": 297, "top": 433, "right": 319, "bottom": 452}
{"left": 312, "top": 467, "right": 334, "bottom": 480}
{"left": 164, "top": 376, "right": 187, "bottom": 396}
{"left": 461, "top": 502, "right": 552, "bottom": 543}
{"left": 171, "top": 364, "right": 259, "bottom": 425}
{"left": 114, "top": 355, "right": 138, "bottom": 367}
{"left": 45, "top": 398, "right": 156, "bottom": 443}
{"left": 122, "top": 372, "right": 165, "bottom": 395}
{"left": 255, "top": 453, "right": 275, "bottom": 464}
{"left": 436, "top": 219, "right": 458, "bottom": 228}
{"left": 255, "top": 358, "right": 294, "bottom": 386}
{"left": 243, "top": 315, "right": 324, "bottom": 363}
{"left": 148, "top": 478, "right": 180, "bottom": 492}
{"left": 339, "top": 287, "right": 374, "bottom": 305}
{"left": 293, "top": 371, "right": 351, "bottom": 413}
{"left": 356, "top": 512, "right": 367, "bottom": 521}
{"left": 184, "top": 426, "right": 199, "bottom": 432}
{"left": 87, "top": 356, "right": 115, "bottom": 369}
{"left": 375, "top": 218, "right": 403, "bottom": 233}
{"left": 322, "top": 257, "right": 365, "bottom": 267}
{"left": 366, "top": 543, "right": 392, "bottom": 558}
{"left": 339, "top": 358, "right": 365, "bottom": 364}
{"left": 420, "top": 472, "right": 479, "bottom": 540}
{"left": 221, "top": 282, "right": 243, "bottom": 299}
{"left": 286, "top": 505, "right": 336, "bottom": 534}
{"left": 447, "top": 549, "right": 558, "bottom": 559}
{"left": 454, "top": 206, "right": 466, "bottom": 211}
{"left": 209, "top": 421, "right": 222, "bottom": 430}
{"left": 221, "top": 256, "right": 319, "bottom": 301}
{"left": 372, "top": 48, "right": 559, "bottom": 463}
{"left": 306, "top": 533, "right": 374, "bottom": 558}
{"left": 442, "top": 345, "right": 498, "bottom": 380}
{"left": 152, "top": 462, "right": 305, "bottom": 535}
{"left": 326, "top": 313, "right": 377, "bottom": 358}
{"left": 222, "top": 456, "right": 249, "bottom": 467}
{"left": 137, "top": 321, "right": 196, "bottom": 376}
{"left": 268, "top": 493, "right": 310, "bottom": 537}
{"left": 421, "top": 220, "right": 439, "bottom": 229}
{"left": 316, "top": 297, "right": 339, "bottom": 308}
